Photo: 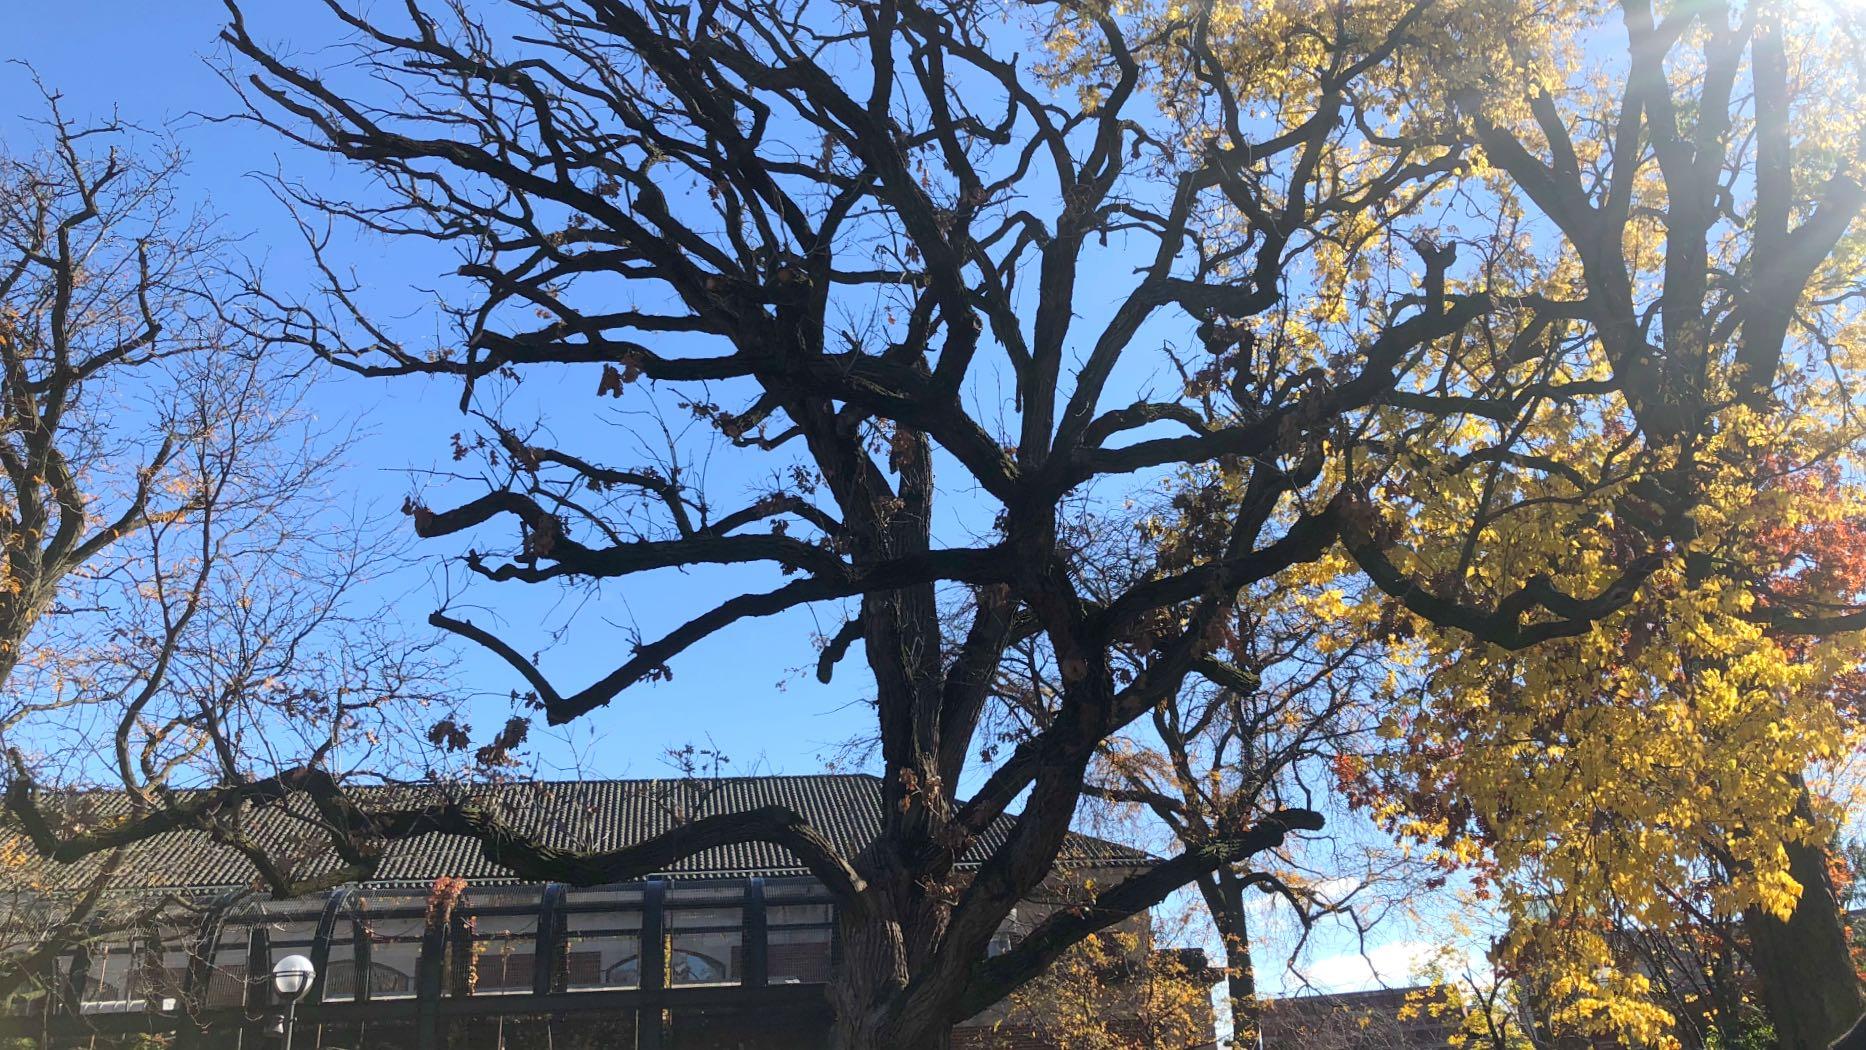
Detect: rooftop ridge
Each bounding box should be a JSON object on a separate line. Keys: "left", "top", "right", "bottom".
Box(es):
{"left": 29, "top": 770, "right": 886, "bottom": 797}
{"left": 14, "top": 773, "right": 1152, "bottom": 893}
{"left": 424, "top": 771, "right": 887, "bottom": 787}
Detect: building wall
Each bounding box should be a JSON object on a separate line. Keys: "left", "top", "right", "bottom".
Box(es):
{"left": 11, "top": 869, "right": 1214, "bottom": 1050}
{"left": 1259, "top": 986, "right": 1457, "bottom": 1049}
{"left": 954, "top": 1018, "right": 1190, "bottom": 1049}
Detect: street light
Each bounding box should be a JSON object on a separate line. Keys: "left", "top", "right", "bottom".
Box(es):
{"left": 271, "top": 954, "right": 316, "bottom": 1050}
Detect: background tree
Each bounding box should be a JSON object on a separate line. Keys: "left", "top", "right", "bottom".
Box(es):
{"left": 1361, "top": 464, "right": 1866, "bottom": 1046}
{"left": 981, "top": 501, "right": 1421, "bottom": 1045}
{"left": 1346, "top": 459, "right": 1866, "bottom": 1034}
{"left": 0, "top": 95, "right": 444, "bottom": 1007}
{"left": 1413, "top": 893, "right": 1774, "bottom": 1050}
{"left": 1278, "top": 0, "right": 1866, "bottom": 1042}
{"left": 989, "top": 902, "right": 1218, "bottom": 1050}
{"left": 8, "top": 2, "right": 1866, "bottom": 1049}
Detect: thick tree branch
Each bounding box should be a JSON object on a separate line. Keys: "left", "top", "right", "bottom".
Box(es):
{"left": 951, "top": 808, "right": 1324, "bottom": 1019}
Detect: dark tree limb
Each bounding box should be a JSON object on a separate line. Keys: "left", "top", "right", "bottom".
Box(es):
{"left": 950, "top": 808, "right": 1324, "bottom": 1019}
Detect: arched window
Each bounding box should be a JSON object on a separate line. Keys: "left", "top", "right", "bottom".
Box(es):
{"left": 322, "top": 960, "right": 415, "bottom": 998}
{"left": 602, "top": 948, "right": 730, "bottom": 988}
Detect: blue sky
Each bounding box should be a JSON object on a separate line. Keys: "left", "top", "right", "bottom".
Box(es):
{"left": 2, "top": 2, "right": 889, "bottom": 783}
{"left": 3, "top": 1, "right": 1456, "bottom": 999}
{"left": 2, "top": 1, "right": 1187, "bottom": 790}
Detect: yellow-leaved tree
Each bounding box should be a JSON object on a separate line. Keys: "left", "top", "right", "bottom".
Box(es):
{"left": 1096, "top": 0, "right": 1866, "bottom": 1044}
{"left": 1353, "top": 3, "right": 1866, "bottom": 1044}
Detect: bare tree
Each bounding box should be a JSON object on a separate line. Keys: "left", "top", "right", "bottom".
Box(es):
{"left": 195, "top": 4, "right": 1480, "bottom": 1044}
{"left": 979, "top": 500, "right": 1419, "bottom": 1045}
{"left": 0, "top": 93, "right": 445, "bottom": 1006}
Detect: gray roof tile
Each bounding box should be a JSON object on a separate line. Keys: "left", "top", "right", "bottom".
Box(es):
{"left": 14, "top": 774, "right": 1148, "bottom": 893}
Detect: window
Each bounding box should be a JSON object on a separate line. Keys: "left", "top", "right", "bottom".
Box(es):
{"left": 563, "top": 888, "right": 644, "bottom": 991}
{"left": 261, "top": 917, "right": 321, "bottom": 1000}
{"left": 135, "top": 938, "right": 191, "bottom": 1009}
{"left": 74, "top": 932, "right": 188, "bottom": 1013}
{"left": 74, "top": 942, "right": 130, "bottom": 1013}
{"left": 987, "top": 908, "right": 1022, "bottom": 958}
{"left": 765, "top": 882, "right": 833, "bottom": 985}
{"left": 197, "top": 939, "right": 252, "bottom": 1009}
{"left": 664, "top": 886, "right": 741, "bottom": 987}
{"left": 466, "top": 909, "right": 538, "bottom": 995}
{"left": 668, "top": 946, "right": 730, "bottom": 986}
{"left": 766, "top": 928, "right": 832, "bottom": 984}
{"left": 472, "top": 951, "right": 536, "bottom": 994}
{"left": 325, "top": 960, "right": 415, "bottom": 998}
{"left": 320, "top": 921, "right": 358, "bottom": 1003}
{"left": 359, "top": 916, "right": 425, "bottom": 1000}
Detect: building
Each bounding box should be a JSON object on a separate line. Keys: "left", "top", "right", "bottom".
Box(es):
{"left": 1, "top": 774, "right": 1209, "bottom": 1049}
{"left": 1259, "top": 986, "right": 1459, "bottom": 1049}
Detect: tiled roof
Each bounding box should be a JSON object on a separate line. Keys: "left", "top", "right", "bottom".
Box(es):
{"left": 13, "top": 774, "right": 1150, "bottom": 893}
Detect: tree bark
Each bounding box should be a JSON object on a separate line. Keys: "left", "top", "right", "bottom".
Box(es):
{"left": 829, "top": 900, "right": 958, "bottom": 1050}
{"left": 1742, "top": 801, "right": 1863, "bottom": 1049}
{"left": 1201, "top": 869, "right": 1262, "bottom": 1049}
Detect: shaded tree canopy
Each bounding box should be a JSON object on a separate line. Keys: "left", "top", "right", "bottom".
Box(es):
{"left": 6, "top": 0, "right": 1866, "bottom": 1046}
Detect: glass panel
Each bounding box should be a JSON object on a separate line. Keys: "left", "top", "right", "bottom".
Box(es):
{"left": 240, "top": 901, "right": 317, "bottom": 929}
{"left": 78, "top": 942, "right": 133, "bottom": 1012}
{"left": 265, "top": 920, "right": 319, "bottom": 955}
{"left": 664, "top": 885, "right": 740, "bottom": 905}
{"left": 666, "top": 939, "right": 737, "bottom": 987}
{"left": 763, "top": 879, "right": 825, "bottom": 899}
{"left": 319, "top": 926, "right": 358, "bottom": 1003}
{"left": 562, "top": 889, "right": 643, "bottom": 992}
{"left": 466, "top": 913, "right": 538, "bottom": 995}
{"left": 568, "top": 888, "right": 647, "bottom": 907}
{"left": 564, "top": 912, "right": 641, "bottom": 990}
{"left": 357, "top": 891, "right": 431, "bottom": 909}
{"left": 768, "top": 903, "right": 832, "bottom": 926}
{"left": 324, "top": 960, "right": 417, "bottom": 1000}
{"left": 766, "top": 928, "right": 832, "bottom": 985}
{"left": 138, "top": 945, "right": 190, "bottom": 1009}
{"left": 200, "top": 942, "right": 251, "bottom": 1009}
{"left": 244, "top": 917, "right": 318, "bottom": 1006}
{"left": 74, "top": 934, "right": 185, "bottom": 1012}
{"left": 666, "top": 899, "right": 740, "bottom": 988}
{"left": 361, "top": 916, "right": 426, "bottom": 1000}
{"left": 765, "top": 883, "right": 832, "bottom": 986}
{"left": 471, "top": 888, "right": 542, "bottom": 910}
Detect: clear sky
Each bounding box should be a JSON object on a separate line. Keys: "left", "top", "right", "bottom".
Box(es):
{"left": 3, "top": 1, "right": 1452, "bottom": 998}
{"left": 2, "top": 1, "right": 887, "bottom": 784}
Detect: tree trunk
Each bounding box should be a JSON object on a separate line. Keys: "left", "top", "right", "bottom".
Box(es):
{"left": 1743, "top": 813, "right": 1862, "bottom": 1049}
{"left": 829, "top": 903, "right": 958, "bottom": 1050}
{"left": 1202, "top": 869, "right": 1262, "bottom": 1048}
{"left": 830, "top": 1016, "right": 953, "bottom": 1050}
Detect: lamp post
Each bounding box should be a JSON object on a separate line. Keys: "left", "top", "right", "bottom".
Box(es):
{"left": 270, "top": 954, "right": 316, "bottom": 1050}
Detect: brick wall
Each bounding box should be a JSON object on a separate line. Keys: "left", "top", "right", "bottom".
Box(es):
{"left": 954, "top": 1017, "right": 1166, "bottom": 1048}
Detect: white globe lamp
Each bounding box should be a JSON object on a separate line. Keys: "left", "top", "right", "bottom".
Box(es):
{"left": 271, "top": 954, "right": 316, "bottom": 1001}
{"left": 269, "top": 954, "right": 316, "bottom": 1050}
